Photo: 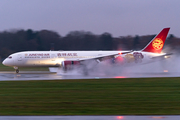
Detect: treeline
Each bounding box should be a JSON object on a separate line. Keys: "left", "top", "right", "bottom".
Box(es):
{"left": 0, "top": 29, "right": 179, "bottom": 59}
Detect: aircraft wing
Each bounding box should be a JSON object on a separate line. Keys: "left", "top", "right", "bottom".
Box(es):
{"left": 78, "top": 51, "right": 132, "bottom": 62}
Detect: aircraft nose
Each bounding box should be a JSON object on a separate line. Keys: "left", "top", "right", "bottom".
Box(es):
{"left": 2, "top": 59, "right": 8, "bottom": 66}
{"left": 2, "top": 58, "right": 13, "bottom": 66}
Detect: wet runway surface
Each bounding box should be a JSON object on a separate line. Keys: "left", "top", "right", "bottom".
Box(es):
{"left": 0, "top": 115, "right": 179, "bottom": 120}
{"left": 0, "top": 71, "right": 180, "bottom": 81}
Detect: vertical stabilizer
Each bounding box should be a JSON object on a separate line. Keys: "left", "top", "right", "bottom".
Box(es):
{"left": 142, "top": 28, "right": 170, "bottom": 53}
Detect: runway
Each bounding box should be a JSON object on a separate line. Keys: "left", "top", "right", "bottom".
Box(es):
{"left": 0, "top": 70, "right": 180, "bottom": 81}
{"left": 0, "top": 115, "right": 179, "bottom": 120}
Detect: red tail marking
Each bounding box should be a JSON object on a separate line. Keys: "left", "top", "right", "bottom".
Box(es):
{"left": 142, "top": 28, "right": 170, "bottom": 53}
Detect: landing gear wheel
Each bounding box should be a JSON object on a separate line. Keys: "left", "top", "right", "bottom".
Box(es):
{"left": 13, "top": 67, "right": 19, "bottom": 73}
{"left": 16, "top": 69, "right": 19, "bottom": 73}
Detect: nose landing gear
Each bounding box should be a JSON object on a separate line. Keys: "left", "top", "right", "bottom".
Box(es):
{"left": 16, "top": 69, "right": 19, "bottom": 73}
{"left": 14, "top": 66, "right": 19, "bottom": 73}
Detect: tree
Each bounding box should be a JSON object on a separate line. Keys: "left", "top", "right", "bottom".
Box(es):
{"left": 133, "top": 35, "right": 140, "bottom": 50}
{"left": 100, "top": 32, "right": 113, "bottom": 50}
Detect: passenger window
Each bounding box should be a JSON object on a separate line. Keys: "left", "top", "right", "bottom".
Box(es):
{"left": 8, "top": 56, "right": 12, "bottom": 59}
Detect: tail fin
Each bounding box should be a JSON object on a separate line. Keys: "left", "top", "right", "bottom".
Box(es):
{"left": 142, "top": 28, "right": 170, "bottom": 53}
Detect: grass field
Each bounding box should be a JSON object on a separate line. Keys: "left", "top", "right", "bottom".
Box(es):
{"left": 0, "top": 78, "right": 180, "bottom": 115}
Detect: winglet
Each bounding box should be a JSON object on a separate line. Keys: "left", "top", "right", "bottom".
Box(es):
{"left": 142, "top": 28, "right": 170, "bottom": 53}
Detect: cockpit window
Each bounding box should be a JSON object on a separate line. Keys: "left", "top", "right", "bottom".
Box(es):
{"left": 8, "top": 56, "right": 12, "bottom": 59}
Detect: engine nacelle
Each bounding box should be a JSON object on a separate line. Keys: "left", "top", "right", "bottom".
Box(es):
{"left": 61, "top": 61, "right": 80, "bottom": 70}
{"left": 113, "top": 56, "right": 124, "bottom": 64}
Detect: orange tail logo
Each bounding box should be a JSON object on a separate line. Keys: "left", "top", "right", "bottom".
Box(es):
{"left": 152, "top": 38, "right": 163, "bottom": 50}
{"left": 142, "top": 28, "right": 170, "bottom": 53}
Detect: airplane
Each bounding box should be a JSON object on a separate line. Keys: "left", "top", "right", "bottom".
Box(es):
{"left": 2, "top": 28, "right": 171, "bottom": 74}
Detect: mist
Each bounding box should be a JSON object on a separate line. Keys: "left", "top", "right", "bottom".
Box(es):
{"left": 54, "top": 53, "right": 180, "bottom": 78}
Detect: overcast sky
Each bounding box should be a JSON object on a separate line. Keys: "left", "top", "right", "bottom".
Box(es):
{"left": 0, "top": 0, "right": 179, "bottom": 37}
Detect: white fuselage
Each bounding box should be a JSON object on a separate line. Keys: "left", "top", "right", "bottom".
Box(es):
{"left": 2, "top": 51, "right": 165, "bottom": 68}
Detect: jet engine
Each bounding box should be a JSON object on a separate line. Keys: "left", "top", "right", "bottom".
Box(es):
{"left": 113, "top": 56, "right": 124, "bottom": 64}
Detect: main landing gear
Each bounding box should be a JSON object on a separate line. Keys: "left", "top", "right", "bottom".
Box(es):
{"left": 14, "top": 66, "right": 19, "bottom": 73}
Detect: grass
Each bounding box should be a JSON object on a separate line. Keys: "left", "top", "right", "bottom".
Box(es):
{"left": 0, "top": 78, "right": 180, "bottom": 115}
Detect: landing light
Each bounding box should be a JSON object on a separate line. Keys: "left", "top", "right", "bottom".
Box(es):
{"left": 164, "top": 70, "right": 168, "bottom": 72}
{"left": 114, "top": 76, "right": 126, "bottom": 78}
{"left": 118, "top": 52, "right": 122, "bottom": 55}
{"left": 164, "top": 56, "right": 170, "bottom": 59}
{"left": 117, "top": 116, "right": 123, "bottom": 119}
